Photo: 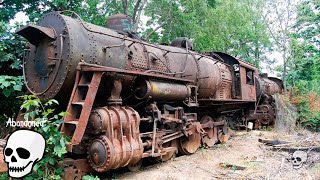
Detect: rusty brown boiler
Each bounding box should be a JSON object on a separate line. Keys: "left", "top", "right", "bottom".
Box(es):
{"left": 16, "top": 11, "right": 283, "bottom": 178}
{"left": 16, "top": 12, "right": 233, "bottom": 103}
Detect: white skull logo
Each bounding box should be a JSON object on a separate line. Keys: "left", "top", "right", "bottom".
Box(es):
{"left": 291, "top": 150, "right": 308, "bottom": 169}
{"left": 3, "top": 129, "right": 45, "bottom": 178}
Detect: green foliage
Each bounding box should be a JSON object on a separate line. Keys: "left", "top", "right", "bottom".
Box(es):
{"left": 18, "top": 95, "right": 69, "bottom": 180}
{"left": 0, "top": 0, "right": 270, "bottom": 70}
{"left": 0, "top": 21, "right": 26, "bottom": 74}
{"left": 82, "top": 175, "right": 100, "bottom": 180}
{"left": 0, "top": 0, "right": 126, "bottom": 27}
{"left": 198, "top": 0, "right": 271, "bottom": 67}
{"left": 0, "top": 76, "right": 23, "bottom": 97}
{"left": 0, "top": 76, "right": 24, "bottom": 137}
{"left": 295, "top": 94, "right": 320, "bottom": 131}
{"left": 144, "top": 0, "right": 270, "bottom": 68}
{"left": 0, "top": 16, "right": 26, "bottom": 137}
{"left": 287, "top": 0, "right": 320, "bottom": 87}
{"left": 286, "top": 0, "right": 320, "bottom": 131}
{"left": 0, "top": 173, "right": 8, "bottom": 180}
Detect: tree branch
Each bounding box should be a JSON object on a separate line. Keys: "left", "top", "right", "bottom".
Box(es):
{"left": 132, "top": 0, "right": 147, "bottom": 32}
{"left": 0, "top": 0, "right": 9, "bottom": 6}
{"left": 132, "top": 0, "right": 142, "bottom": 23}
{"left": 145, "top": 22, "right": 167, "bottom": 41}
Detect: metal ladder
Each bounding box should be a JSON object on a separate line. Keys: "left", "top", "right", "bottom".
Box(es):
{"left": 61, "top": 70, "right": 103, "bottom": 150}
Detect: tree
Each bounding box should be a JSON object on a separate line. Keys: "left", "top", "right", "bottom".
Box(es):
{"left": 0, "top": 20, "right": 26, "bottom": 137}
{"left": 196, "top": 0, "right": 271, "bottom": 67}
{"left": 143, "top": 0, "right": 271, "bottom": 68}
{"left": 144, "top": 0, "right": 211, "bottom": 43}
{"left": 287, "top": 0, "right": 320, "bottom": 92}
{"left": 264, "top": 0, "right": 299, "bottom": 92}
{"left": 285, "top": 0, "right": 320, "bottom": 131}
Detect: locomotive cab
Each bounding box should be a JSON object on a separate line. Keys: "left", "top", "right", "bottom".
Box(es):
{"left": 238, "top": 60, "right": 257, "bottom": 101}
{"left": 209, "top": 52, "right": 257, "bottom": 102}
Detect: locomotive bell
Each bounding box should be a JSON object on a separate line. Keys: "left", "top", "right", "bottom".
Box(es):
{"left": 106, "top": 14, "right": 133, "bottom": 32}
{"left": 171, "top": 37, "right": 193, "bottom": 50}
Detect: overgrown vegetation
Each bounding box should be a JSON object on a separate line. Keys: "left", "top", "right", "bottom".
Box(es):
{"left": 286, "top": 0, "right": 320, "bottom": 131}
{"left": 0, "top": 76, "right": 24, "bottom": 137}
{"left": 0, "top": 173, "right": 8, "bottom": 180}
{"left": 17, "top": 95, "right": 69, "bottom": 180}
{"left": 0, "top": 20, "right": 25, "bottom": 137}
{"left": 290, "top": 90, "right": 320, "bottom": 131}
{"left": 82, "top": 175, "right": 101, "bottom": 180}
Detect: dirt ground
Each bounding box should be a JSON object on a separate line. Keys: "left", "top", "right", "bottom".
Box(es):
{"left": 111, "top": 130, "right": 320, "bottom": 180}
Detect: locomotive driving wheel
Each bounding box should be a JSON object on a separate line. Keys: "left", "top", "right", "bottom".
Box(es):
{"left": 216, "top": 115, "right": 231, "bottom": 143}
{"left": 62, "top": 161, "right": 82, "bottom": 180}
{"left": 200, "top": 115, "right": 218, "bottom": 147}
{"left": 178, "top": 123, "right": 201, "bottom": 155}
{"left": 155, "top": 139, "right": 178, "bottom": 162}
{"left": 127, "top": 159, "right": 143, "bottom": 172}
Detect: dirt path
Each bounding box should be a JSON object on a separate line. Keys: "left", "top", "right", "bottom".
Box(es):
{"left": 113, "top": 130, "right": 320, "bottom": 180}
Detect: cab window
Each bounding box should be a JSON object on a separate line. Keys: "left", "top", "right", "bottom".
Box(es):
{"left": 246, "top": 69, "right": 254, "bottom": 85}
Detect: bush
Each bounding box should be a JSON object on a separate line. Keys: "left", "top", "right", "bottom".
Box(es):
{"left": 0, "top": 75, "right": 24, "bottom": 138}
{"left": 18, "top": 95, "right": 69, "bottom": 180}
{"left": 0, "top": 173, "right": 8, "bottom": 180}
{"left": 291, "top": 89, "right": 320, "bottom": 132}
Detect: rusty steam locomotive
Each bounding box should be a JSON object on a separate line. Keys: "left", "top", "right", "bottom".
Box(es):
{"left": 15, "top": 11, "right": 283, "bottom": 177}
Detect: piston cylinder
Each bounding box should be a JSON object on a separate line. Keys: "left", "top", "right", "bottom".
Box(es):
{"left": 87, "top": 106, "right": 143, "bottom": 172}
{"left": 134, "top": 80, "right": 190, "bottom": 101}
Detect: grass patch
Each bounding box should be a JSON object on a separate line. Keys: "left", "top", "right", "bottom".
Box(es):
{"left": 311, "top": 163, "right": 320, "bottom": 175}
{"left": 240, "top": 161, "right": 259, "bottom": 167}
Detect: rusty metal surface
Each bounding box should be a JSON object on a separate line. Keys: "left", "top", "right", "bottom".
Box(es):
{"left": 61, "top": 71, "right": 103, "bottom": 151}
{"left": 78, "top": 62, "right": 194, "bottom": 83}
{"left": 16, "top": 25, "right": 55, "bottom": 46}
{"left": 106, "top": 14, "right": 133, "bottom": 32}
{"left": 156, "top": 140, "right": 178, "bottom": 162}
{"left": 200, "top": 116, "right": 218, "bottom": 147}
{"left": 0, "top": 148, "right": 7, "bottom": 173}
{"left": 86, "top": 106, "right": 143, "bottom": 172}
{"left": 170, "top": 37, "right": 193, "bottom": 50}
{"left": 178, "top": 122, "right": 201, "bottom": 155}
{"left": 18, "top": 11, "right": 237, "bottom": 103}
{"left": 61, "top": 158, "right": 93, "bottom": 180}
{"left": 237, "top": 58, "right": 258, "bottom": 71}
{"left": 256, "top": 76, "right": 282, "bottom": 97}
{"left": 134, "top": 79, "right": 190, "bottom": 101}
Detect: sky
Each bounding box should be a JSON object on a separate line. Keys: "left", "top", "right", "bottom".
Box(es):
{"left": 9, "top": 12, "right": 29, "bottom": 26}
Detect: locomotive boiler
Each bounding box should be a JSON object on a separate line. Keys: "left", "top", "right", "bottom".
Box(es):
{"left": 15, "top": 11, "right": 283, "bottom": 178}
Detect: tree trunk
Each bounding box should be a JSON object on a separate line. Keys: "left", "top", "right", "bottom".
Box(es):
{"left": 145, "top": 23, "right": 166, "bottom": 40}
{"left": 132, "top": 0, "right": 147, "bottom": 32}
{"left": 282, "top": 45, "right": 288, "bottom": 94}
{"left": 122, "top": 0, "right": 128, "bottom": 15}
{"left": 132, "top": 0, "right": 142, "bottom": 24}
